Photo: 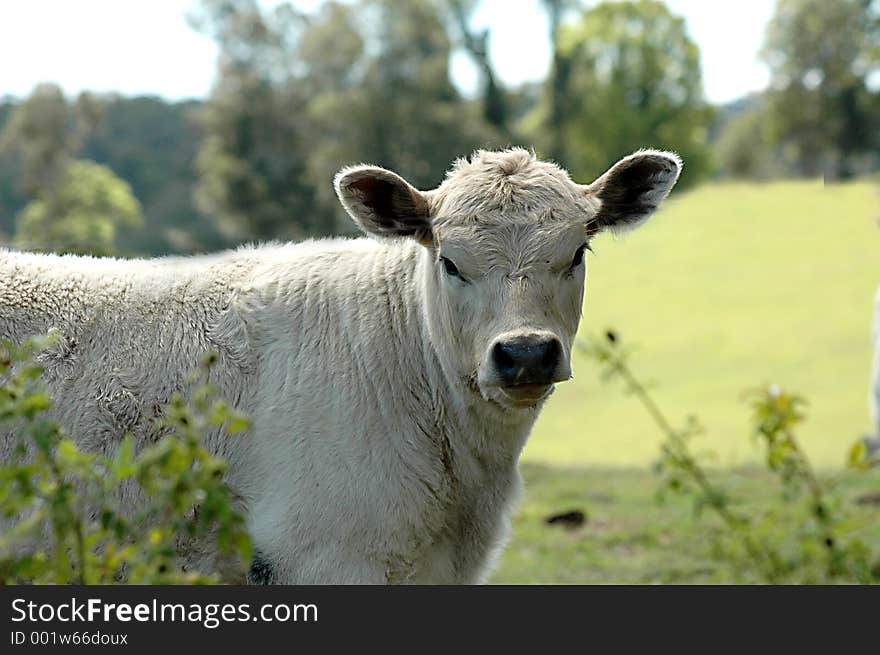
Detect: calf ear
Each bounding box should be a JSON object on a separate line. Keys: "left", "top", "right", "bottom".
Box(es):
{"left": 584, "top": 150, "right": 682, "bottom": 232}
{"left": 334, "top": 165, "right": 433, "bottom": 245}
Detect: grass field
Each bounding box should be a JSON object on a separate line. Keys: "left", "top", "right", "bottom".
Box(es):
{"left": 524, "top": 178, "right": 880, "bottom": 469}
{"left": 495, "top": 178, "right": 880, "bottom": 583}
{"left": 490, "top": 463, "right": 880, "bottom": 584}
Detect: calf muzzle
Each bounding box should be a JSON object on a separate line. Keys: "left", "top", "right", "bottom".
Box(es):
{"left": 490, "top": 334, "right": 563, "bottom": 387}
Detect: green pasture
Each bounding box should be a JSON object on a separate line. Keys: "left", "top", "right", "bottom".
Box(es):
{"left": 491, "top": 463, "right": 880, "bottom": 584}
{"left": 525, "top": 178, "right": 880, "bottom": 469}
{"left": 498, "top": 179, "right": 880, "bottom": 583}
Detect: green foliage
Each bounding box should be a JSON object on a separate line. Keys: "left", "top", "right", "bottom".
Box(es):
{"left": 0, "top": 0, "right": 768, "bottom": 253}
{"left": 190, "top": 0, "right": 318, "bottom": 241}
{"left": 191, "top": 0, "right": 501, "bottom": 243}
{"left": 761, "top": 0, "right": 880, "bottom": 179}
{"left": 0, "top": 83, "right": 102, "bottom": 199}
{"left": 445, "top": 0, "right": 510, "bottom": 131}
{"left": 0, "top": 95, "right": 217, "bottom": 255}
{"left": 714, "top": 104, "right": 787, "bottom": 180}
{"left": 528, "top": 0, "right": 714, "bottom": 188}
{"left": 15, "top": 160, "right": 144, "bottom": 256}
{"left": 0, "top": 84, "right": 76, "bottom": 198}
{"left": 0, "top": 337, "right": 252, "bottom": 584}
{"left": 1, "top": 1, "right": 875, "bottom": 251}
{"left": 0, "top": 85, "right": 150, "bottom": 256}
{"left": 582, "top": 330, "right": 879, "bottom": 583}
{"left": 81, "top": 97, "right": 221, "bottom": 255}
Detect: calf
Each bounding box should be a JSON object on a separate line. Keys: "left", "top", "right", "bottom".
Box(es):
{"left": 0, "top": 148, "right": 681, "bottom": 583}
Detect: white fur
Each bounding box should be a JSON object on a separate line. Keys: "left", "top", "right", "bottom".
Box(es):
{"left": 0, "top": 148, "right": 680, "bottom": 583}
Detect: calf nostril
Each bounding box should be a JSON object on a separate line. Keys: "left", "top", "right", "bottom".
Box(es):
{"left": 492, "top": 341, "right": 517, "bottom": 372}
{"left": 540, "top": 339, "right": 561, "bottom": 370}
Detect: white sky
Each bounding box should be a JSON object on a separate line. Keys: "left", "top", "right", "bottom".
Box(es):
{"left": 0, "top": 0, "right": 774, "bottom": 104}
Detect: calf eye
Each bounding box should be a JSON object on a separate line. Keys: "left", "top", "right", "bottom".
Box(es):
{"left": 570, "top": 243, "right": 592, "bottom": 269}
{"left": 439, "top": 256, "right": 463, "bottom": 279}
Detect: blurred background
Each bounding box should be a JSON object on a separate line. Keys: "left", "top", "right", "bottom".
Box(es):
{"left": 1, "top": 0, "right": 879, "bottom": 582}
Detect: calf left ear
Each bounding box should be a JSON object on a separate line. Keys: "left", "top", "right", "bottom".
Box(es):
{"left": 583, "top": 150, "right": 682, "bottom": 232}
{"left": 334, "top": 165, "right": 433, "bottom": 245}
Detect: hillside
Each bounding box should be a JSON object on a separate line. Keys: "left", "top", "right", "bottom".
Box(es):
{"left": 525, "top": 179, "right": 880, "bottom": 468}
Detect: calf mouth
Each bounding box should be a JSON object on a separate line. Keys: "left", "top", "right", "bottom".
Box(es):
{"left": 499, "top": 383, "right": 554, "bottom": 408}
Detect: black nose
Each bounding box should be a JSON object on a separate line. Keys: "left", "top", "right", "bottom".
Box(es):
{"left": 492, "top": 335, "right": 562, "bottom": 386}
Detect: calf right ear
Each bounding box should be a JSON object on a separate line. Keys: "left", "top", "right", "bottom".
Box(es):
{"left": 334, "top": 165, "right": 433, "bottom": 245}
{"left": 583, "top": 150, "right": 682, "bottom": 232}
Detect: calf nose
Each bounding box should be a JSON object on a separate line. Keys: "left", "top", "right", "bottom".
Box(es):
{"left": 492, "top": 335, "right": 562, "bottom": 386}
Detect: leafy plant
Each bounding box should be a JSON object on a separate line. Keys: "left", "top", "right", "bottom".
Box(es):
{"left": 581, "top": 330, "right": 879, "bottom": 583}
{"left": 0, "top": 335, "right": 252, "bottom": 584}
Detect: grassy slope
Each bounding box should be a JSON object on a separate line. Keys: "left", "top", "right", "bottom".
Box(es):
{"left": 524, "top": 179, "right": 880, "bottom": 469}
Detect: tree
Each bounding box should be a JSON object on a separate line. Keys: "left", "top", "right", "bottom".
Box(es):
{"left": 1, "top": 94, "right": 218, "bottom": 255}
{"left": 527, "top": 0, "right": 713, "bottom": 188}
{"left": 15, "top": 160, "right": 143, "bottom": 256}
{"left": 328, "top": 0, "right": 495, "bottom": 186}
{"left": 190, "top": 0, "right": 318, "bottom": 242}
{"left": 301, "top": 0, "right": 499, "bottom": 229}
{"left": 0, "top": 85, "right": 146, "bottom": 255}
{"left": 194, "top": 68, "right": 316, "bottom": 241}
{"left": 0, "top": 84, "right": 103, "bottom": 198}
{"left": 82, "top": 97, "right": 220, "bottom": 254}
{"left": 0, "top": 102, "right": 24, "bottom": 239}
{"left": 761, "top": 0, "right": 880, "bottom": 179}
{"left": 446, "top": 0, "right": 509, "bottom": 131}
{"left": 540, "top": 0, "right": 577, "bottom": 163}
{"left": 192, "top": 0, "right": 498, "bottom": 242}
{"left": 714, "top": 105, "right": 782, "bottom": 181}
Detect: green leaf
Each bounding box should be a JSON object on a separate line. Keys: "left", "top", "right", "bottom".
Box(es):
{"left": 846, "top": 440, "right": 868, "bottom": 470}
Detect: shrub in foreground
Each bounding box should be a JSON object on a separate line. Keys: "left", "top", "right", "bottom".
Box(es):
{"left": 583, "top": 330, "right": 879, "bottom": 584}
{"left": 0, "top": 336, "right": 251, "bottom": 584}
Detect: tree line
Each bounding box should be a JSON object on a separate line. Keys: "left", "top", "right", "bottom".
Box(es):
{"left": 0, "top": 0, "right": 877, "bottom": 256}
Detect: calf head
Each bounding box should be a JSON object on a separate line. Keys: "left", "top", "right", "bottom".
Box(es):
{"left": 335, "top": 148, "right": 681, "bottom": 410}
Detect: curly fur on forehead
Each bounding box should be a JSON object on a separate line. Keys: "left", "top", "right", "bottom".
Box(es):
{"left": 432, "top": 148, "right": 597, "bottom": 222}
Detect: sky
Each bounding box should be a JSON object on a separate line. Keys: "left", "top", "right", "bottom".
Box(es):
{"left": 0, "top": 0, "right": 775, "bottom": 105}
